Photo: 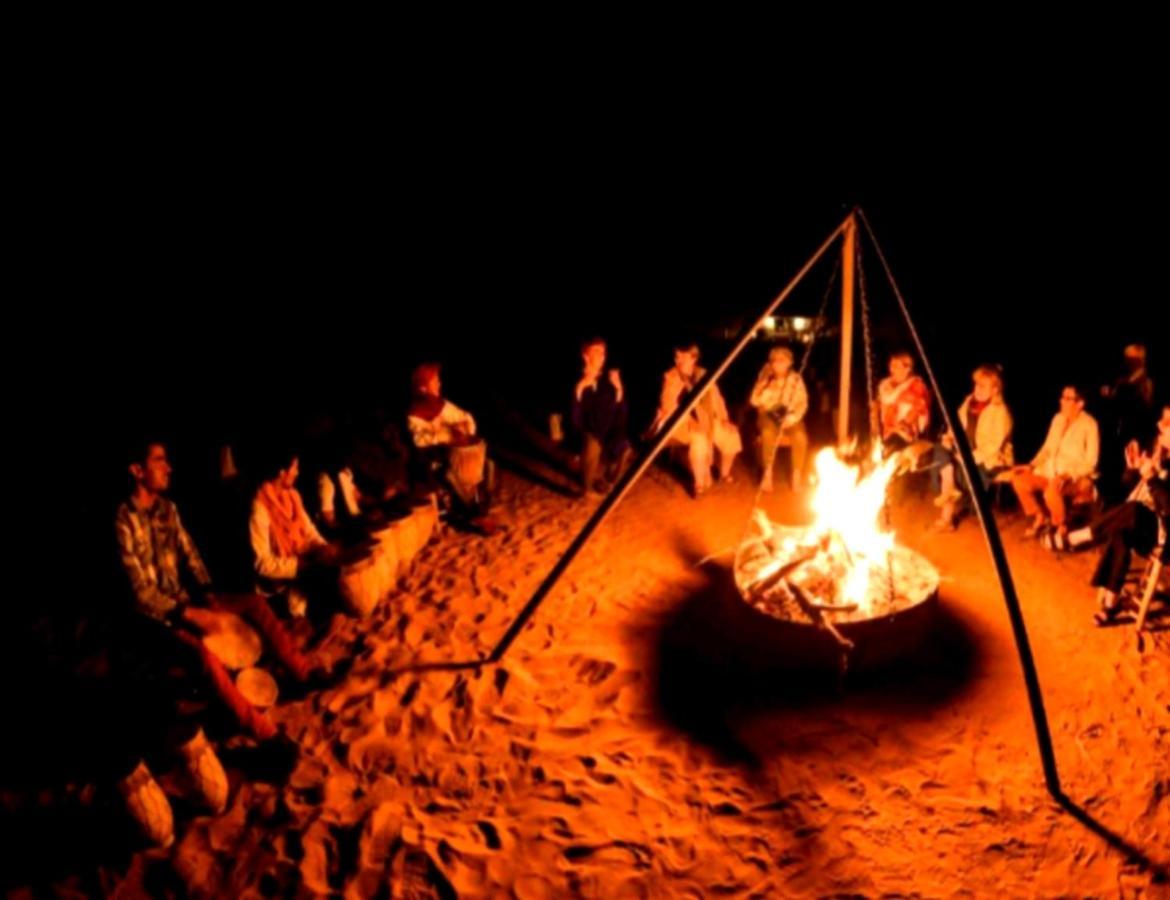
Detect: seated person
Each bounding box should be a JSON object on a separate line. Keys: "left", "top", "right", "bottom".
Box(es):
{"left": 250, "top": 445, "right": 338, "bottom": 619}
{"left": 650, "top": 341, "right": 741, "bottom": 498}
{"left": 347, "top": 411, "right": 412, "bottom": 511}
{"left": 570, "top": 337, "right": 632, "bottom": 496}
{"left": 929, "top": 364, "right": 1013, "bottom": 530}
{"left": 875, "top": 351, "right": 932, "bottom": 454}
{"left": 1088, "top": 404, "right": 1169, "bottom": 623}
{"left": 749, "top": 345, "right": 809, "bottom": 493}
{"left": 1011, "top": 384, "right": 1100, "bottom": 543}
{"left": 313, "top": 430, "right": 412, "bottom": 538}
{"left": 119, "top": 435, "right": 334, "bottom": 739}
{"left": 407, "top": 363, "right": 495, "bottom": 529}
{"left": 123, "top": 439, "right": 319, "bottom": 697}
{"left": 113, "top": 440, "right": 233, "bottom": 845}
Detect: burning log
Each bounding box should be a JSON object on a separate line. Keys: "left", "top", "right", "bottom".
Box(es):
{"left": 744, "top": 539, "right": 824, "bottom": 599}
{"left": 788, "top": 580, "right": 854, "bottom": 653}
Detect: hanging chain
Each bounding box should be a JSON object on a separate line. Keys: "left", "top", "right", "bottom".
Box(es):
{"left": 855, "top": 226, "right": 898, "bottom": 600}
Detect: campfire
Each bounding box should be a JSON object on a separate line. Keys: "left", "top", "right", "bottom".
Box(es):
{"left": 734, "top": 446, "right": 939, "bottom": 652}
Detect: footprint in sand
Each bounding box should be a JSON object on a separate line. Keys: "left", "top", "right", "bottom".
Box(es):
{"left": 576, "top": 658, "right": 618, "bottom": 686}
{"left": 563, "top": 841, "right": 653, "bottom": 868}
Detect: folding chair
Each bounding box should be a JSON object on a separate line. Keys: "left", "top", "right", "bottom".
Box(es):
{"left": 1132, "top": 543, "right": 1167, "bottom": 649}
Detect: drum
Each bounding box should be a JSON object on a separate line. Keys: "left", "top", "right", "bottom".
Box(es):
{"left": 366, "top": 525, "right": 399, "bottom": 597}
{"left": 370, "top": 523, "right": 399, "bottom": 559}
{"left": 185, "top": 608, "right": 263, "bottom": 671}
{"left": 236, "top": 667, "right": 279, "bottom": 709}
{"left": 448, "top": 439, "right": 486, "bottom": 503}
{"left": 411, "top": 501, "right": 438, "bottom": 547}
{"left": 339, "top": 553, "right": 381, "bottom": 618}
{"left": 392, "top": 515, "right": 420, "bottom": 563}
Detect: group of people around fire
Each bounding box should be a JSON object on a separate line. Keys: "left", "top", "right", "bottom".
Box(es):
{"left": 107, "top": 336, "right": 1165, "bottom": 848}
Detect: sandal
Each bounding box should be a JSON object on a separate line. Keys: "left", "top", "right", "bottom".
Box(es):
{"left": 1093, "top": 605, "right": 1122, "bottom": 626}
{"left": 1041, "top": 528, "right": 1068, "bottom": 552}
{"left": 1093, "top": 590, "right": 1122, "bottom": 626}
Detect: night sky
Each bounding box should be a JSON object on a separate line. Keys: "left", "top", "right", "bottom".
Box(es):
{"left": 30, "top": 100, "right": 1165, "bottom": 526}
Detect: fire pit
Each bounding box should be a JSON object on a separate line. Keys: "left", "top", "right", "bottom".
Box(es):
{"left": 733, "top": 447, "right": 940, "bottom": 669}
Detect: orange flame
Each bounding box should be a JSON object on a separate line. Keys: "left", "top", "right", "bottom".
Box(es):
{"left": 747, "top": 445, "right": 898, "bottom": 615}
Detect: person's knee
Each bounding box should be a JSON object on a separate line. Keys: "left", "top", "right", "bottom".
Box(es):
{"left": 716, "top": 432, "right": 739, "bottom": 457}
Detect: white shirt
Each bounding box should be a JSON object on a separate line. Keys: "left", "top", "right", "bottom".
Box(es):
{"left": 407, "top": 400, "right": 477, "bottom": 448}
{"left": 249, "top": 496, "right": 327, "bottom": 581}
{"left": 1031, "top": 411, "right": 1099, "bottom": 481}
{"left": 750, "top": 369, "right": 808, "bottom": 428}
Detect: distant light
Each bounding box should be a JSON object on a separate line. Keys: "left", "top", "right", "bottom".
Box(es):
{"left": 762, "top": 316, "right": 777, "bottom": 331}
{"left": 791, "top": 317, "right": 812, "bottom": 333}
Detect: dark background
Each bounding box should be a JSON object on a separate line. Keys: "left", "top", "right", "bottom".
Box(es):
{"left": 22, "top": 92, "right": 1167, "bottom": 530}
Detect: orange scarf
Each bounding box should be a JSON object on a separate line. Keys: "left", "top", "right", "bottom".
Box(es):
{"left": 257, "top": 482, "right": 315, "bottom": 558}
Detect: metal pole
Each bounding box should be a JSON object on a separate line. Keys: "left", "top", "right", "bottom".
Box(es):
{"left": 837, "top": 215, "right": 857, "bottom": 446}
